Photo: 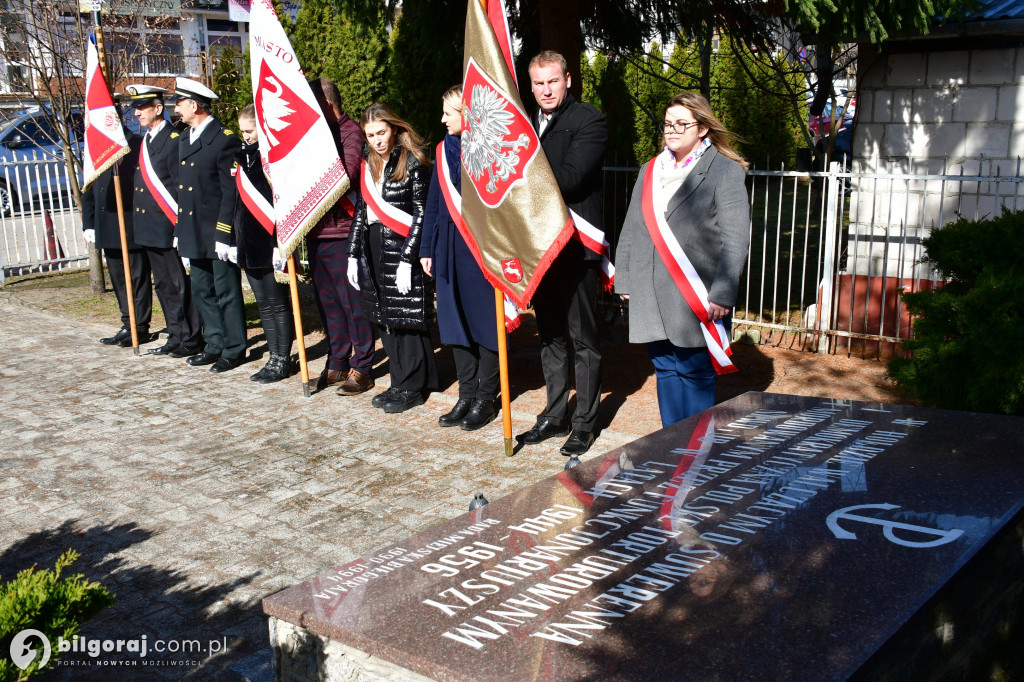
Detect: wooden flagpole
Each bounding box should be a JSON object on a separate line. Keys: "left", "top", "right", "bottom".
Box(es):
{"left": 494, "top": 288, "right": 513, "bottom": 456}
{"left": 92, "top": 11, "right": 139, "bottom": 355}
{"left": 287, "top": 253, "right": 310, "bottom": 397}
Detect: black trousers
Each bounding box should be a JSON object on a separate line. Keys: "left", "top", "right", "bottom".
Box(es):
{"left": 379, "top": 328, "right": 438, "bottom": 393}
{"left": 246, "top": 268, "right": 293, "bottom": 357}
{"left": 146, "top": 246, "right": 201, "bottom": 348}
{"left": 189, "top": 258, "right": 247, "bottom": 362}
{"left": 104, "top": 247, "right": 152, "bottom": 333}
{"left": 532, "top": 244, "right": 602, "bottom": 431}
{"left": 453, "top": 343, "right": 499, "bottom": 401}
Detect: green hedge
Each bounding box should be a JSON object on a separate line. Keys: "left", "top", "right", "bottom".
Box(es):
{"left": 888, "top": 209, "right": 1024, "bottom": 415}
{"left": 0, "top": 550, "right": 113, "bottom": 681}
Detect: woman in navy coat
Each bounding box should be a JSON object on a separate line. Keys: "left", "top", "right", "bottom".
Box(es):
{"left": 420, "top": 85, "right": 499, "bottom": 431}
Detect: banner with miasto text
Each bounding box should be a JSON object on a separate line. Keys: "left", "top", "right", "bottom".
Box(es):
{"left": 248, "top": 0, "right": 348, "bottom": 257}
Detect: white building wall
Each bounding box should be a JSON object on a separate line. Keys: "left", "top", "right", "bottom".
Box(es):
{"left": 849, "top": 46, "right": 1024, "bottom": 278}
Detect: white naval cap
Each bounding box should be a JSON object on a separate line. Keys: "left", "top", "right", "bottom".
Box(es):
{"left": 168, "top": 77, "right": 219, "bottom": 106}
{"left": 125, "top": 84, "right": 169, "bottom": 103}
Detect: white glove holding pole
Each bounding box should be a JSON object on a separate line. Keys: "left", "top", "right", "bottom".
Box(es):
{"left": 396, "top": 261, "right": 412, "bottom": 295}
{"left": 272, "top": 247, "right": 286, "bottom": 273}
{"left": 347, "top": 257, "right": 360, "bottom": 290}
{"left": 228, "top": 246, "right": 238, "bottom": 264}
{"left": 181, "top": 257, "right": 190, "bottom": 269}
{"left": 173, "top": 236, "right": 178, "bottom": 248}
{"left": 215, "top": 242, "right": 231, "bottom": 262}
{"left": 83, "top": 229, "right": 95, "bottom": 244}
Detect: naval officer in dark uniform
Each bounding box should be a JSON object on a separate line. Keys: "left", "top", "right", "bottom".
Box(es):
{"left": 126, "top": 84, "right": 202, "bottom": 358}
{"left": 82, "top": 125, "right": 155, "bottom": 347}
{"left": 169, "top": 77, "right": 245, "bottom": 373}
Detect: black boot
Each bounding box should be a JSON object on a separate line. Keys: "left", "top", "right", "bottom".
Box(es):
{"left": 250, "top": 358, "right": 271, "bottom": 382}
{"left": 259, "top": 354, "right": 289, "bottom": 384}
{"left": 438, "top": 398, "right": 473, "bottom": 427}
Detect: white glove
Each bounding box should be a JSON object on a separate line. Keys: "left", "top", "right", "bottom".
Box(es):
{"left": 83, "top": 229, "right": 95, "bottom": 244}
{"left": 173, "top": 236, "right": 178, "bottom": 248}
{"left": 215, "top": 242, "right": 231, "bottom": 261}
{"left": 347, "top": 256, "right": 360, "bottom": 290}
{"left": 272, "top": 247, "right": 286, "bottom": 273}
{"left": 181, "top": 257, "right": 190, "bottom": 269}
{"left": 227, "top": 246, "right": 238, "bottom": 264}
{"left": 396, "top": 261, "right": 412, "bottom": 295}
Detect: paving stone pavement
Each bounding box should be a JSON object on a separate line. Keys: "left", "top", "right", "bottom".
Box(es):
{"left": 0, "top": 303, "right": 642, "bottom": 681}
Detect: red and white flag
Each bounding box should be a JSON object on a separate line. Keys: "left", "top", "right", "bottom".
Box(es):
{"left": 460, "top": 0, "right": 574, "bottom": 309}
{"left": 248, "top": 0, "right": 349, "bottom": 258}
{"left": 81, "top": 33, "right": 129, "bottom": 191}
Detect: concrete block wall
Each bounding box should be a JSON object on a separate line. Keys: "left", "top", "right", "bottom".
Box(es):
{"left": 848, "top": 46, "right": 1024, "bottom": 277}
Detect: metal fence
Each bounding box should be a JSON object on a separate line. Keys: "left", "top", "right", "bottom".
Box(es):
{"left": 603, "top": 158, "right": 1024, "bottom": 358}
{"left": 0, "top": 151, "right": 86, "bottom": 284}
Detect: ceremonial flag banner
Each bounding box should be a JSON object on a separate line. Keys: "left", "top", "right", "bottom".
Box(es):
{"left": 248, "top": 0, "right": 348, "bottom": 257}
{"left": 460, "top": 0, "right": 574, "bottom": 308}
{"left": 82, "top": 33, "right": 129, "bottom": 191}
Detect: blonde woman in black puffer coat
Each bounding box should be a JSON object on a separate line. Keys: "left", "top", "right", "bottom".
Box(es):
{"left": 347, "top": 102, "right": 437, "bottom": 414}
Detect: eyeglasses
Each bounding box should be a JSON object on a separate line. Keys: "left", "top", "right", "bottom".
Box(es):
{"left": 662, "top": 120, "right": 701, "bottom": 133}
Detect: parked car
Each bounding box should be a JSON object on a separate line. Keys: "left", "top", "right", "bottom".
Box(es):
{"left": 808, "top": 101, "right": 853, "bottom": 158}
{"left": 0, "top": 107, "right": 84, "bottom": 215}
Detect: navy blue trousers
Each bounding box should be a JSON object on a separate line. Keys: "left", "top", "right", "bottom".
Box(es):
{"left": 647, "top": 340, "right": 716, "bottom": 428}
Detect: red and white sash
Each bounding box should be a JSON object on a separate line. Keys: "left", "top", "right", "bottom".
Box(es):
{"left": 139, "top": 135, "right": 178, "bottom": 225}
{"left": 569, "top": 210, "right": 614, "bottom": 289}
{"left": 436, "top": 141, "right": 521, "bottom": 332}
{"left": 234, "top": 163, "right": 275, "bottom": 236}
{"left": 640, "top": 161, "right": 737, "bottom": 375}
{"left": 361, "top": 161, "right": 413, "bottom": 238}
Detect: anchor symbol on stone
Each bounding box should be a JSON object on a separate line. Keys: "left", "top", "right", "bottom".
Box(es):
{"left": 826, "top": 503, "right": 965, "bottom": 548}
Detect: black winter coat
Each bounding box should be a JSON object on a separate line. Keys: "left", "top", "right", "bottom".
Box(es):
{"left": 349, "top": 146, "right": 433, "bottom": 331}
{"left": 81, "top": 135, "right": 141, "bottom": 250}
{"left": 232, "top": 141, "right": 276, "bottom": 271}
{"left": 534, "top": 95, "right": 608, "bottom": 262}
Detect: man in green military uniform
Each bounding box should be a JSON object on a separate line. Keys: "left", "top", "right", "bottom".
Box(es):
{"left": 169, "top": 77, "right": 245, "bottom": 373}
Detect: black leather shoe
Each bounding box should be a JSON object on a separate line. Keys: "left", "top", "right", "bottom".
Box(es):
{"left": 99, "top": 328, "right": 130, "bottom": 345}
{"left": 117, "top": 331, "right": 157, "bottom": 347}
{"left": 560, "top": 429, "right": 595, "bottom": 457}
{"left": 381, "top": 390, "right": 425, "bottom": 414}
{"left": 518, "top": 418, "right": 569, "bottom": 445}
{"left": 146, "top": 342, "right": 178, "bottom": 356}
{"left": 461, "top": 399, "right": 497, "bottom": 431}
{"left": 186, "top": 351, "right": 220, "bottom": 366}
{"left": 170, "top": 344, "right": 202, "bottom": 359}
{"left": 210, "top": 357, "right": 240, "bottom": 373}
{"left": 438, "top": 398, "right": 473, "bottom": 427}
{"left": 372, "top": 387, "right": 400, "bottom": 409}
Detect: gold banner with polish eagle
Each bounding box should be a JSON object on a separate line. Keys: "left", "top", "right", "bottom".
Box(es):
{"left": 459, "top": 0, "right": 574, "bottom": 308}
{"left": 248, "top": 0, "right": 348, "bottom": 258}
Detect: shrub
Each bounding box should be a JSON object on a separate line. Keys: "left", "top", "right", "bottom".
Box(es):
{"left": 0, "top": 550, "right": 113, "bottom": 681}
{"left": 888, "top": 209, "right": 1024, "bottom": 415}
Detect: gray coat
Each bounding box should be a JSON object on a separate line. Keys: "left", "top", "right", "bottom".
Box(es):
{"left": 614, "top": 146, "right": 749, "bottom": 348}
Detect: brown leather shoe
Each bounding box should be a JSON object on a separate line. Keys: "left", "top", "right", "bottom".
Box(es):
{"left": 337, "top": 369, "right": 374, "bottom": 396}
{"left": 316, "top": 368, "right": 346, "bottom": 390}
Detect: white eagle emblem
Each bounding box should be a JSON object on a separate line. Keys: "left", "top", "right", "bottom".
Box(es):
{"left": 462, "top": 84, "right": 530, "bottom": 194}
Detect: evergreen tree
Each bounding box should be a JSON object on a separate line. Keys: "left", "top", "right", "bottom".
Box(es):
{"left": 388, "top": 0, "right": 466, "bottom": 143}
{"left": 290, "top": 0, "right": 389, "bottom": 121}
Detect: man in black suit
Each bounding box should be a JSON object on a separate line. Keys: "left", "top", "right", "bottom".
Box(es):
{"left": 169, "top": 77, "right": 245, "bottom": 373}
{"left": 82, "top": 132, "right": 155, "bottom": 348}
{"left": 126, "top": 84, "right": 201, "bottom": 358}
{"left": 518, "top": 50, "right": 608, "bottom": 457}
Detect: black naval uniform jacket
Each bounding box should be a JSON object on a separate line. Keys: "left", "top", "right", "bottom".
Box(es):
{"left": 173, "top": 117, "right": 241, "bottom": 260}
{"left": 132, "top": 123, "right": 181, "bottom": 249}
{"left": 81, "top": 135, "right": 142, "bottom": 250}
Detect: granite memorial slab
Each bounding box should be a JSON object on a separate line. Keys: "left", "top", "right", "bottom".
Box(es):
{"left": 263, "top": 392, "right": 1024, "bottom": 681}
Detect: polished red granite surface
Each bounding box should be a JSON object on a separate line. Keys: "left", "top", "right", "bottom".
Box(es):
{"left": 264, "top": 392, "right": 1024, "bottom": 681}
